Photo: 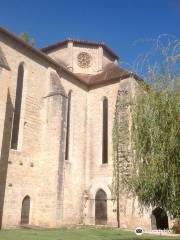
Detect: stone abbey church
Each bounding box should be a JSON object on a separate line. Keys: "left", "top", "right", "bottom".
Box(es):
{"left": 0, "top": 27, "right": 170, "bottom": 230}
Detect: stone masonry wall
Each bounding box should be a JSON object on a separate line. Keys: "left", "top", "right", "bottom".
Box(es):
{"left": 84, "top": 78, "right": 152, "bottom": 229}
{"left": 0, "top": 33, "right": 88, "bottom": 228}
{"left": 0, "top": 33, "right": 55, "bottom": 228}
{"left": 0, "top": 67, "right": 12, "bottom": 228}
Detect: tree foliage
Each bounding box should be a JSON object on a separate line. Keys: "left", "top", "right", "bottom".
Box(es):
{"left": 19, "top": 32, "right": 35, "bottom": 46}
{"left": 132, "top": 89, "right": 180, "bottom": 217}
{"left": 112, "top": 35, "right": 180, "bottom": 220}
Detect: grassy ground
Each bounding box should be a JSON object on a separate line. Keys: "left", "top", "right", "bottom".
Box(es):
{"left": 0, "top": 227, "right": 179, "bottom": 240}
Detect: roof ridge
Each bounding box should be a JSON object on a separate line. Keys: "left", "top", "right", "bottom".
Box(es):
{"left": 0, "top": 26, "right": 140, "bottom": 87}
{"left": 0, "top": 26, "right": 87, "bottom": 85}
{"left": 41, "top": 38, "right": 119, "bottom": 60}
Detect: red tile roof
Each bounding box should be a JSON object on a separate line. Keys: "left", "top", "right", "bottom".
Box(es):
{"left": 76, "top": 63, "right": 132, "bottom": 85}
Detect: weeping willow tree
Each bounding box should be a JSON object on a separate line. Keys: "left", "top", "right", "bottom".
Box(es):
{"left": 112, "top": 35, "right": 180, "bottom": 229}
{"left": 132, "top": 89, "right": 180, "bottom": 215}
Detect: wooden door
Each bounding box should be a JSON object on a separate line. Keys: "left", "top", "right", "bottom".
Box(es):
{"left": 21, "top": 196, "right": 30, "bottom": 224}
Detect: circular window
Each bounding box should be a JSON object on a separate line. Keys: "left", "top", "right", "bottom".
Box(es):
{"left": 77, "top": 52, "right": 92, "bottom": 68}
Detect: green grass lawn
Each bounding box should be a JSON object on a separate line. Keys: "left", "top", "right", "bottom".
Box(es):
{"left": 0, "top": 227, "right": 179, "bottom": 240}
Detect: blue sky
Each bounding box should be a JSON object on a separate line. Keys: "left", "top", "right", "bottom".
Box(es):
{"left": 0, "top": 0, "right": 180, "bottom": 66}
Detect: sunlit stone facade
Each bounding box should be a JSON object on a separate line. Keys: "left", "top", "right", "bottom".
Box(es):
{"left": 0, "top": 27, "right": 171, "bottom": 230}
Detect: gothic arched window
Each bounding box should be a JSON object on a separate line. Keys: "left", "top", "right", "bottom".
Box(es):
{"left": 102, "top": 97, "right": 108, "bottom": 164}
{"left": 65, "top": 90, "right": 72, "bottom": 160}
{"left": 11, "top": 63, "right": 24, "bottom": 149}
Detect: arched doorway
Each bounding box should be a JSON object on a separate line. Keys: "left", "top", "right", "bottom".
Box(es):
{"left": 151, "top": 207, "right": 169, "bottom": 230}
{"left": 21, "top": 196, "right": 30, "bottom": 224}
{"left": 95, "top": 189, "right": 107, "bottom": 225}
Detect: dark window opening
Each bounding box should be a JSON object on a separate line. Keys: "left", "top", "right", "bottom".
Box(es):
{"left": 65, "top": 91, "right": 71, "bottom": 160}
{"left": 11, "top": 64, "right": 24, "bottom": 150}
{"left": 102, "top": 97, "right": 108, "bottom": 163}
